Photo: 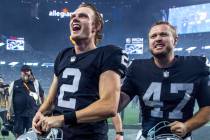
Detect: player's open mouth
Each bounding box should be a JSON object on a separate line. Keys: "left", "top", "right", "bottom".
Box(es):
{"left": 155, "top": 44, "right": 164, "bottom": 49}
{"left": 72, "top": 23, "right": 81, "bottom": 31}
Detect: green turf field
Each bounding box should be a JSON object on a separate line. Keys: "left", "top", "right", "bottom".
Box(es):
{"left": 0, "top": 132, "right": 15, "bottom": 140}
{"left": 121, "top": 102, "right": 140, "bottom": 124}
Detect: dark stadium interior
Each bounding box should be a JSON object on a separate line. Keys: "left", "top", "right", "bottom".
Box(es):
{"left": 0, "top": 0, "right": 210, "bottom": 139}
{"left": 0, "top": 0, "right": 210, "bottom": 95}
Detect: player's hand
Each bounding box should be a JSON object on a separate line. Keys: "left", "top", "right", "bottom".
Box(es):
{"left": 115, "top": 134, "right": 123, "bottom": 140}
{"left": 169, "top": 121, "right": 188, "bottom": 137}
{"left": 41, "top": 115, "right": 64, "bottom": 132}
{"left": 32, "top": 111, "right": 44, "bottom": 134}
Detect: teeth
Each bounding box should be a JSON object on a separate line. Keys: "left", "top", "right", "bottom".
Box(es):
{"left": 155, "top": 44, "right": 164, "bottom": 48}
{"left": 72, "top": 23, "right": 81, "bottom": 31}
{"left": 73, "top": 24, "right": 80, "bottom": 28}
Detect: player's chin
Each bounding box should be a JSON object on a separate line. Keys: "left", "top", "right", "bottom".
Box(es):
{"left": 70, "top": 36, "right": 80, "bottom": 44}
{"left": 71, "top": 33, "right": 87, "bottom": 40}
{"left": 151, "top": 50, "right": 166, "bottom": 57}
{"left": 71, "top": 34, "right": 79, "bottom": 40}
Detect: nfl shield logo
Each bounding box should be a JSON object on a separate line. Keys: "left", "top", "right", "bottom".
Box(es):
{"left": 163, "top": 71, "right": 169, "bottom": 78}
{"left": 70, "top": 56, "right": 76, "bottom": 63}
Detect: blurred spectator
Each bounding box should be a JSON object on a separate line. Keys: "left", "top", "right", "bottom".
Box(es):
{"left": 6, "top": 65, "right": 44, "bottom": 137}
{"left": 0, "top": 75, "right": 9, "bottom": 109}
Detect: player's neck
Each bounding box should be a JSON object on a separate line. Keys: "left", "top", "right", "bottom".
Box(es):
{"left": 74, "top": 40, "right": 96, "bottom": 54}
{"left": 154, "top": 54, "right": 175, "bottom": 68}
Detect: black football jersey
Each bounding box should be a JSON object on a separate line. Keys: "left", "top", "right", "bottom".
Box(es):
{"left": 122, "top": 56, "right": 210, "bottom": 121}
{"left": 53, "top": 45, "right": 128, "bottom": 136}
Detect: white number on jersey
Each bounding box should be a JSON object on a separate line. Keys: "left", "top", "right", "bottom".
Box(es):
{"left": 143, "top": 82, "right": 194, "bottom": 119}
{"left": 58, "top": 68, "right": 81, "bottom": 109}
{"left": 121, "top": 50, "right": 129, "bottom": 67}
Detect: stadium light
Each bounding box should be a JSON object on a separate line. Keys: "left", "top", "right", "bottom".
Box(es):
{"left": 186, "top": 47, "right": 197, "bottom": 51}
{"left": 0, "top": 61, "right": 6, "bottom": 65}
{"left": 41, "top": 63, "right": 54, "bottom": 67}
{"left": 202, "top": 46, "right": 210, "bottom": 49}
{"left": 23, "top": 62, "right": 39, "bottom": 66}
{"left": 174, "top": 47, "right": 183, "bottom": 52}
{"left": 0, "top": 42, "right": 5, "bottom": 47}
{"left": 185, "top": 47, "right": 197, "bottom": 54}
{"left": 8, "top": 62, "right": 19, "bottom": 67}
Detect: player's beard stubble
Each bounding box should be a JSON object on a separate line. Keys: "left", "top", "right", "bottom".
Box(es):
{"left": 150, "top": 46, "right": 173, "bottom": 59}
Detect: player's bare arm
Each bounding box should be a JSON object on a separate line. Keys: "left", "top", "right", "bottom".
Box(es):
{"left": 111, "top": 91, "right": 133, "bottom": 140}
{"left": 185, "top": 106, "right": 210, "bottom": 131}
{"left": 170, "top": 106, "right": 210, "bottom": 137}
{"left": 39, "top": 70, "right": 121, "bottom": 131}
{"left": 76, "top": 70, "right": 121, "bottom": 122}
{"left": 112, "top": 113, "right": 124, "bottom": 140}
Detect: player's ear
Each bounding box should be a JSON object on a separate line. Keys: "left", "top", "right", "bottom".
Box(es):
{"left": 92, "top": 23, "right": 97, "bottom": 33}
{"left": 96, "top": 23, "right": 102, "bottom": 32}
{"left": 92, "top": 22, "right": 101, "bottom": 33}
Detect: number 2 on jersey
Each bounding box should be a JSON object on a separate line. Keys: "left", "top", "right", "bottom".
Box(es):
{"left": 58, "top": 68, "right": 81, "bottom": 109}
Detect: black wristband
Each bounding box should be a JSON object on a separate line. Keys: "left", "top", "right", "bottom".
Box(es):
{"left": 64, "top": 111, "right": 77, "bottom": 126}
{"left": 116, "top": 131, "right": 124, "bottom": 136}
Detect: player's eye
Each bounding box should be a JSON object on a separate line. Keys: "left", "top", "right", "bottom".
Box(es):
{"left": 150, "top": 34, "right": 157, "bottom": 39}
{"left": 160, "top": 32, "right": 169, "bottom": 37}
{"left": 78, "top": 13, "right": 89, "bottom": 19}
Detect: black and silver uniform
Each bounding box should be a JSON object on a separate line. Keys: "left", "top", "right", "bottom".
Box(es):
{"left": 122, "top": 56, "right": 210, "bottom": 138}
{"left": 54, "top": 45, "right": 128, "bottom": 139}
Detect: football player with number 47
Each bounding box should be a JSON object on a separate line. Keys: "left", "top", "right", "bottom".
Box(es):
{"left": 117, "top": 21, "right": 210, "bottom": 140}
{"left": 32, "top": 3, "right": 128, "bottom": 140}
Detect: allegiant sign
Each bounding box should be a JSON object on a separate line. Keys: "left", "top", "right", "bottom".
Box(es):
{"left": 49, "top": 10, "right": 72, "bottom": 18}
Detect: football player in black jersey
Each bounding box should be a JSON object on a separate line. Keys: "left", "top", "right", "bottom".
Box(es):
{"left": 32, "top": 3, "right": 128, "bottom": 140}
{"left": 117, "top": 21, "right": 210, "bottom": 140}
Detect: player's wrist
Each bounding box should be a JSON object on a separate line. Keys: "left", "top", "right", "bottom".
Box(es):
{"left": 116, "top": 131, "right": 124, "bottom": 136}
{"left": 37, "top": 110, "right": 45, "bottom": 116}
{"left": 64, "top": 111, "right": 77, "bottom": 126}
{"left": 37, "top": 108, "right": 45, "bottom": 114}
{"left": 183, "top": 122, "right": 191, "bottom": 133}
